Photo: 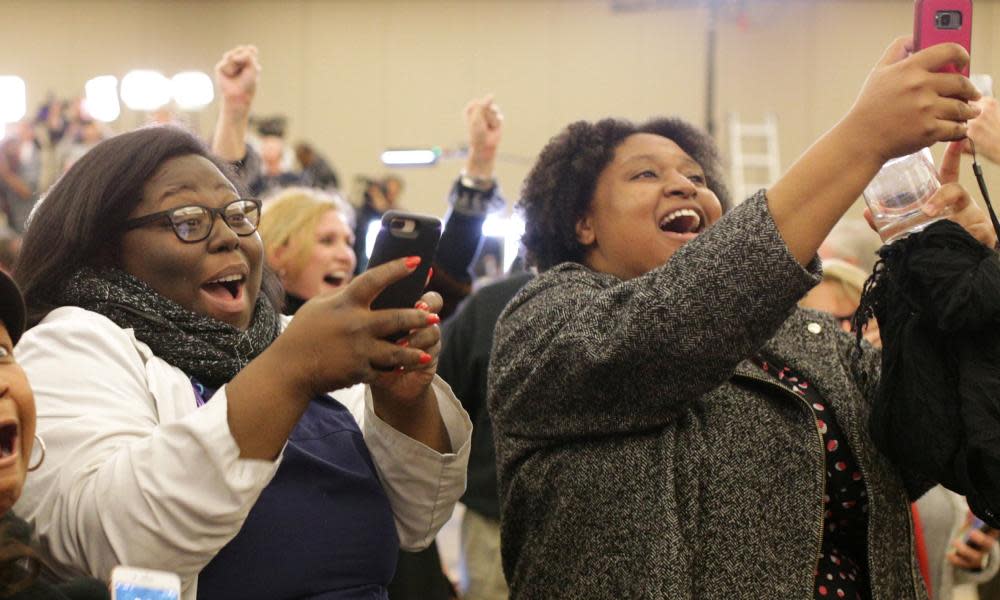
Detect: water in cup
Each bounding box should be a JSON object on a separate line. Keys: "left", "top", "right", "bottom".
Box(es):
{"left": 862, "top": 147, "right": 944, "bottom": 243}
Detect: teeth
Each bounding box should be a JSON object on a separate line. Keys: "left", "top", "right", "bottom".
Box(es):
{"left": 659, "top": 209, "right": 701, "bottom": 231}
{"left": 208, "top": 274, "right": 243, "bottom": 284}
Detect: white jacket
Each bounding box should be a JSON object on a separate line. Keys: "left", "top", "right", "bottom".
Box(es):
{"left": 14, "top": 306, "right": 472, "bottom": 599}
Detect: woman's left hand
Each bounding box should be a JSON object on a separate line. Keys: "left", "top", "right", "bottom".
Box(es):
{"left": 369, "top": 291, "right": 451, "bottom": 453}
{"left": 371, "top": 290, "right": 443, "bottom": 400}
{"left": 923, "top": 140, "right": 998, "bottom": 248}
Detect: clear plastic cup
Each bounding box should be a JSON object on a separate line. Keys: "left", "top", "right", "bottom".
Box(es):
{"left": 862, "top": 147, "right": 944, "bottom": 243}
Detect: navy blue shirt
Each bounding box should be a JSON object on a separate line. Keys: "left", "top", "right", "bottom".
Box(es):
{"left": 195, "top": 384, "right": 399, "bottom": 600}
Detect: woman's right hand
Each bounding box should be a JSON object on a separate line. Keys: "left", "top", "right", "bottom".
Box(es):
{"left": 214, "top": 45, "right": 260, "bottom": 112}
{"left": 845, "top": 37, "right": 981, "bottom": 165}
{"left": 275, "top": 257, "right": 440, "bottom": 398}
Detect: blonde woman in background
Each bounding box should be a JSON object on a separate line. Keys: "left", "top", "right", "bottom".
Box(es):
{"left": 259, "top": 187, "right": 357, "bottom": 315}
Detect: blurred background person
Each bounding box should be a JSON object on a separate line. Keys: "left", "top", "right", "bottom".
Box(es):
{"left": 254, "top": 130, "right": 304, "bottom": 197}
{"left": 0, "top": 227, "right": 22, "bottom": 275}
{"left": 354, "top": 174, "right": 405, "bottom": 273}
{"left": 295, "top": 141, "right": 340, "bottom": 190}
{"left": 258, "top": 186, "right": 356, "bottom": 314}
{"left": 0, "top": 124, "right": 39, "bottom": 234}
{"left": 436, "top": 265, "right": 532, "bottom": 600}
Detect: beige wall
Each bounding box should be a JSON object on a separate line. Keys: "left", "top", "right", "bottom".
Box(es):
{"left": 1, "top": 0, "right": 997, "bottom": 217}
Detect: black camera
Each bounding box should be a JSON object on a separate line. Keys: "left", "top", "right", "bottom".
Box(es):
{"left": 935, "top": 10, "right": 962, "bottom": 30}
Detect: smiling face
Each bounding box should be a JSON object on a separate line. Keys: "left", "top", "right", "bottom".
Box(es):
{"left": 119, "top": 154, "right": 264, "bottom": 329}
{"left": 576, "top": 133, "right": 723, "bottom": 280}
{"left": 280, "top": 209, "right": 356, "bottom": 300}
{"left": 0, "top": 324, "right": 35, "bottom": 516}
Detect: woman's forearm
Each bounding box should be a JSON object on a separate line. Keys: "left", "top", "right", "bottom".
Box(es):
{"left": 212, "top": 105, "right": 250, "bottom": 163}
{"left": 767, "top": 120, "right": 884, "bottom": 266}
{"left": 225, "top": 341, "right": 314, "bottom": 460}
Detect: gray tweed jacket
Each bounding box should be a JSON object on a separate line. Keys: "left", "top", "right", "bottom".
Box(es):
{"left": 488, "top": 192, "right": 930, "bottom": 599}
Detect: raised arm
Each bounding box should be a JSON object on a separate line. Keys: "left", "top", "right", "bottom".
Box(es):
{"left": 490, "top": 38, "right": 983, "bottom": 442}
{"left": 769, "top": 38, "right": 980, "bottom": 265}
{"left": 490, "top": 192, "right": 820, "bottom": 440}
{"left": 431, "top": 95, "right": 506, "bottom": 318}
{"left": 211, "top": 45, "right": 259, "bottom": 163}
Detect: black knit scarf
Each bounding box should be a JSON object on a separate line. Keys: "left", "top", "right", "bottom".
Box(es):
{"left": 58, "top": 267, "right": 281, "bottom": 387}
{"left": 854, "top": 220, "right": 1000, "bottom": 526}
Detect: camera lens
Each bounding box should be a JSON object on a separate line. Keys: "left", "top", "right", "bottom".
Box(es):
{"left": 935, "top": 11, "right": 961, "bottom": 29}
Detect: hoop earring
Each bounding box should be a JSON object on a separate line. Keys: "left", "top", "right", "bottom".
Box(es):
{"left": 27, "top": 433, "right": 45, "bottom": 472}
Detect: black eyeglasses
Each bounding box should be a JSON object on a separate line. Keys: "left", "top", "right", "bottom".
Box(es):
{"left": 123, "top": 198, "right": 262, "bottom": 243}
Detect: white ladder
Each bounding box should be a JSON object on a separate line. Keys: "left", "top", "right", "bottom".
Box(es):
{"left": 727, "top": 113, "right": 780, "bottom": 204}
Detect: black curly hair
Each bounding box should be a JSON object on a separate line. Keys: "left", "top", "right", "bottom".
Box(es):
{"left": 518, "top": 117, "right": 731, "bottom": 271}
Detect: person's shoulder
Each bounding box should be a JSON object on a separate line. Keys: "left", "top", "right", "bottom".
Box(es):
{"left": 18, "top": 306, "right": 151, "bottom": 364}
{"left": 501, "top": 263, "right": 611, "bottom": 321}
{"left": 24, "top": 306, "right": 126, "bottom": 341}
{"left": 472, "top": 272, "right": 534, "bottom": 304}
{"left": 520, "top": 263, "right": 611, "bottom": 299}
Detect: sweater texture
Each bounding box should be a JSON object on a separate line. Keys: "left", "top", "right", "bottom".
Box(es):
{"left": 488, "top": 191, "right": 930, "bottom": 599}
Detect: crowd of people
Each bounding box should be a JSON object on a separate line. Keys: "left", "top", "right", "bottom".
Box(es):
{"left": 0, "top": 34, "right": 999, "bottom": 600}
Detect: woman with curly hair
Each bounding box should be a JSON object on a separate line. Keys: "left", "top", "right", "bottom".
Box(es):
{"left": 488, "top": 39, "right": 990, "bottom": 599}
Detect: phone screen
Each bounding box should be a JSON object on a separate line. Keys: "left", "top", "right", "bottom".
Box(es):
{"left": 113, "top": 583, "right": 179, "bottom": 600}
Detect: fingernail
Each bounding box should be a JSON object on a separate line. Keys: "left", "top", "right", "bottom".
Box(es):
{"left": 922, "top": 203, "right": 940, "bottom": 217}
{"left": 427, "top": 314, "right": 441, "bottom": 325}
{"left": 396, "top": 338, "right": 409, "bottom": 347}
{"left": 415, "top": 301, "right": 430, "bottom": 311}
{"left": 419, "top": 352, "right": 432, "bottom": 364}
{"left": 405, "top": 256, "right": 421, "bottom": 269}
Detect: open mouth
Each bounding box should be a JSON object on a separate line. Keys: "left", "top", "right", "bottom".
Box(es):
{"left": 659, "top": 208, "right": 705, "bottom": 235}
{"left": 322, "top": 271, "right": 350, "bottom": 288}
{"left": 203, "top": 274, "right": 246, "bottom": 300}
{"left": 0, "top": 423, "right": 18, "bottom": 459}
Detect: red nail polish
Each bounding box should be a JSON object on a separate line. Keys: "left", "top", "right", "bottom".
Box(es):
{"left": 396, "top": 339, "right": 409, "bottom": 347}
{"left": 404, "top": 256, "right": 421, "bottom": 269}
{"left": 419, "top": 352, "right": 432, "bottom": 364}
{"left": 416, "top": 301, "right": 430, "bottom": 311}
{"left": 427, "top": 314, "right": 440, "bottom": 325}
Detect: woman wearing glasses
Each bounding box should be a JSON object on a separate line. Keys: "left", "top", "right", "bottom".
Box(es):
{"left": 10, "top": 126, "right": 471, "bottom": 600}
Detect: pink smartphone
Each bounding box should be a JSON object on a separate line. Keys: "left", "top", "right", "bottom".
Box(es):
{"left": 913, "top": 0, "right": 972, "bottom": 76}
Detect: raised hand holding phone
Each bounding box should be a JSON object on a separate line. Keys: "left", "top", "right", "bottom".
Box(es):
{"left": 366, "top": 211, "right": 442, "bottom": 313}
{"left": 913, "top": 0, "right": 973, "bottom": 76}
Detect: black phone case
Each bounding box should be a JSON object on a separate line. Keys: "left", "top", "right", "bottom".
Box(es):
{"left": 367, "top": 210, "right": 442, "bottom": 313}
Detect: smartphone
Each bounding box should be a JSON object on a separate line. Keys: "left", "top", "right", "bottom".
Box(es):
{"left": 365, "top": 211, "right": 441, "bottom": 313}
{"left": 913, "top": 0, "right": 972, "bottom": 76}
{"left": 111, "top": 566, "right": 180, "bottom": 600}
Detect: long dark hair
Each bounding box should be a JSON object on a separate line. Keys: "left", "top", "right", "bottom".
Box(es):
{"left": 0, "top": 518, "right": 41, "bottom": 596}
{"left": 14, "top": 125, "right": 282, "bottom": 325}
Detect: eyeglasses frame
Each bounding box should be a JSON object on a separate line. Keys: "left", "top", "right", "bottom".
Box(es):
{"left": 122, "top": 197, "right": 263, "bottom": 243}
